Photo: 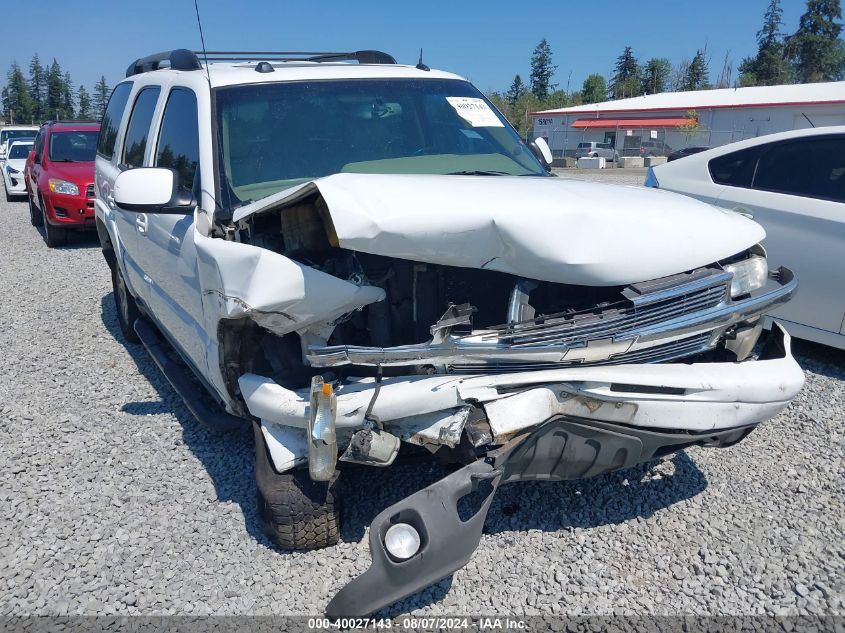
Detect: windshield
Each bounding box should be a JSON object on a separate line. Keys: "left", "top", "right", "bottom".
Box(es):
{"left": 48, "top": 131, "right": 98, "bottom": 162}
{"left": 216, "top": 78, "right": 546, "bottom": 204}
{"left": 2, "top": 130, "right": 37, "bottom": 146}
{"left": 9, "top": 143, "right": 33, "bottom": 159}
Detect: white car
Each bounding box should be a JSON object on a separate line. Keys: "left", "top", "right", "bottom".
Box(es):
{"left": 647, "top": 126, "right": 845, "bottom": 350}
{"left": 0, "top": 125, "right": 39, "bottom": 163}
{"left": 96, "top": 49, "right": 803, "bottom": 616}
{"left": 3, "top": 140, "right": 34, "bottom": 201}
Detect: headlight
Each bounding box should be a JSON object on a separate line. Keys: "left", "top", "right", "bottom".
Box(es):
{"left": 48, "top": 179, "right": 79, "bottom": 196}
{"left": 5, "top": 165, "right": 19, "bottom": 175}
{"left": 724, "top": 254, "right": 768, "bottom": 297}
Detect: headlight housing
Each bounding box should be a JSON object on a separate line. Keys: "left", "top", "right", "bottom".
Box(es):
{"left": 48, "top": 179, "right": 79, "bottom": 196}
{"left": 724, "top": 254, "right": 768, "bottom": 297}
{"left": 5, "top": 165, "right": 19, "bottom": 175}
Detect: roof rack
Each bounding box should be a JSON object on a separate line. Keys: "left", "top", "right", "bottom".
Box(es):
{"left": 126, "top": 49, "right": 202, "bottom": 77}
{"left": 192, "top": 50, "right": 397, "bottom": 64}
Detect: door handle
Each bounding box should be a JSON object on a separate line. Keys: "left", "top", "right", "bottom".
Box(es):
{"left": 135, "top": 213, "right": 148, "bottom": 235}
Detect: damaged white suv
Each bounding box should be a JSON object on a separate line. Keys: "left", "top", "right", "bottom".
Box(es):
{"left": 95, "top": 49, "right": 804, "bottom": 615}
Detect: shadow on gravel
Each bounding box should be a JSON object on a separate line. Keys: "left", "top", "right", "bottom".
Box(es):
{"left": 99, "top": 294, "right": 270, "bottom": 549}
{"left": 792, "top": 338, "right": 845, "bottom": 378}
{"left": 100, "top": 294, "right": 709, "bottom": 615}
{"left": 37, "top": 226, "right": 100, "bottom": 249}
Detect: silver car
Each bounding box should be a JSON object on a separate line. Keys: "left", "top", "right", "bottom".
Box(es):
{"left": 574, "top": 141, "right": 618, "bottom": 161}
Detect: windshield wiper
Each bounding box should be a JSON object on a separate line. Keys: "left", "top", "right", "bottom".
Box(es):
{"left": 445, "top": 170, "right": 510, "bottom": 176}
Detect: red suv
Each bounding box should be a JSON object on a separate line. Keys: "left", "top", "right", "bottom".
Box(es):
{"left": 26, "top": 121, "right": 100, "bottom": 247}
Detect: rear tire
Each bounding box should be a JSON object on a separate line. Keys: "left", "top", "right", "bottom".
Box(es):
{"left": 29, "top": 193, "right": 43, "bottom": 227}
{"left": 111, "top": 262, "right": 141, "bottom": 343}
{"left": 254, "top": 423, "right": 341, "bottom": 550}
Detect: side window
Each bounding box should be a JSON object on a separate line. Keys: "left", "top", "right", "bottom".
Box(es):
{"left": 97, "top": 82, "right": 133, "bottom": 160}
{"left": 34, "top": 129, "right": 45, "bottom": 163}
{"left": 155, "top": 88, "right": 200, "bottom": 191}
{"left": 708, "top": 145, "right": 762, "bottom": 188}
{"left": 752, "top": 136, "right": 845, "bottom": 203}
{"left": 121, "top": 87, "right": 161, "bottom": 169}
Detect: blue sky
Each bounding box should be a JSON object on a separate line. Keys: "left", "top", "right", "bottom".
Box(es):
{"left": 3, "top": 0, "right": 808, "bottom": 96}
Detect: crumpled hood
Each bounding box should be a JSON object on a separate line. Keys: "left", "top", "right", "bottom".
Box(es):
{"left": 233, "top": 173, "right": 765, "bottom": 286}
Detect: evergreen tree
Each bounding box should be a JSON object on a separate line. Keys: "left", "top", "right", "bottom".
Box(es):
{"left": 506, "top": 74, "right": 527, "bottom": 107}
{"left": 609, "top": 46, "right": 641, "bottom": 98}
{"left": 92, "top": 76, "right": 111, "bottom": 118}
{"left": 46, "top": 59, "right": 64, "bottom": 120}
{"left": 3, "top": 62, "right": 34, "bottom": 123}
{"left": 77, "top": 85, "right": 92, "bottom": 119}
{"left": 529, "top": 38, "right": 557, "bottom": 100}
{"left": 739, "top": 0, "right": 790, "bottom": 86}
{"left": 680, "top": 49, "right": 710, "bottom": 90}
{"left": 789, "top": 0, "right": 844, "bottom": 82}
{"left": 61, "top": 72, "right": 75, "bottom": 119}
{"left": 581, "top": 74, "right": 607, "bottom": 104}
{"left": 28, "top": 54, "right": 46, "bottom": 122}
{"left": 641, "top": 58, "right": 671, "bottom": 94}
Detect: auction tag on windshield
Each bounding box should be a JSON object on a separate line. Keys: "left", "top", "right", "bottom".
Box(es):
{"left": 446, "top": 97, "right": 504, "bottom": 127}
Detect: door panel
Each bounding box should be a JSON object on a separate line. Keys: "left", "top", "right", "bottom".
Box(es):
{"left": 138, "top": 213, "right": 208, "bottom": 371}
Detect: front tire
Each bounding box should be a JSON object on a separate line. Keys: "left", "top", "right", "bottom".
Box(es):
{"left": 41, "top": 195, "right": 67, "bottom": 247}
{"left": 254, "top": 423, "right": 341, "bottom": 550}
{"left": 111, "top": 262, "right": 141, "bottom": 343}
{"left": 29, "top": 193, "right": 43, "bottom": 227}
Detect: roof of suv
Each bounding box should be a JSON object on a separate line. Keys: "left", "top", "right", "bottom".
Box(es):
{"left": 204, "top": 62, "right": 462, "bottom": 88}
{"left": 43, "top": 121, "right": 100, "bottom": 132}
{"left": 123, "top": 49, "right": 464, "bottom": 89}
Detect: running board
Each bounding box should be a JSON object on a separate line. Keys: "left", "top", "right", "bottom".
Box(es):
{"left": 134, "top": 319, "right": 244, "bottom": 432}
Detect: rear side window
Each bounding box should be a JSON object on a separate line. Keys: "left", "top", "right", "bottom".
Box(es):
{"left": 708, "top": 146, "right": 762, "bottom": 188}
{"left": 752, "top": 136, "right": 845, "bottom": 203}
{"left": 122, "top": 87, "right": 161, "bottom": 169}
{"left": 155, "top": 88, "right": 200, "bottom": 191}
{"left": 577, "top": 142, "right": 591, "bottom": 148}
{"left": 34, "top": 129, "right": 45, "bottom": 163}
{"left": 97, "top": 82, "right": 132, "bottom": 160}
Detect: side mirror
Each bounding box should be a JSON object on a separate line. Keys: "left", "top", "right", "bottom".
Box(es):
{"left": 531, "top": 136, "right": 553, "bottom": 171}
{"left": 113, "top": 167, "right": 194, "bottom": 213}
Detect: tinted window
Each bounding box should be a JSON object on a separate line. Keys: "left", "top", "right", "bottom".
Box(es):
{"left": 122, "top": 87, "right": 161, "bottom": 168}
{"left": 577, "top": 143, "right": 591, "bottom": 148}
{"left": 97, "top": 82, "right": 133, "bottom": 160}
{"left": 48, "top": 131, "right": 98, "bottom": 162}
{"left": 34, "top": 129, "right": 45, "bottom": 163}
{"left": 9, "top": 143, "right": 33, "bottom": 159}
{"left": 708, "top": 146, "right": 762, "bottom": 188}
{"left": 752, "top": 136, "right": 845, "bottom": 203}
{"left": 155, "top": 88, "right": 199, "bottom": 191}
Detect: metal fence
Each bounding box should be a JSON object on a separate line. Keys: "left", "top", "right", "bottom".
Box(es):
{"left": 540, "top": 124, "right": 761, "bottom": 160}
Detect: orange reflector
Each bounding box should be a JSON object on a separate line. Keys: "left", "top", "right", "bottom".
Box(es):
{"left": 321, "top": 383, "right": 332, "bottom": 396}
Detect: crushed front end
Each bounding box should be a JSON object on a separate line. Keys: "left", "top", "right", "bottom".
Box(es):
{"left": 199, "top": 173, "right": 805, "bottom": 615}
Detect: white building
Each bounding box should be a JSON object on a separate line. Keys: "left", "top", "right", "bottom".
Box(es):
{"left": 532, "top": 81, "right": 845, "bottom": 158}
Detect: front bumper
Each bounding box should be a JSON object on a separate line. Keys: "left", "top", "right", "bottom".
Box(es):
{"left": 322, "top": 323, "right": 802, "bottom": 616}
{"left": 3, "top": 171, "right": 26, "bottom": 195}
{"left": 241, "top": 322, "right": 804, "bottom": 472}
{"left": 43, "top": 189, "right": 96, "bottom": 227}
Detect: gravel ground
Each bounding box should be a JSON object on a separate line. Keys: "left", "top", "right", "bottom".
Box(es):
{"left": 0, "top": 185, "right": 843, "bottom": 618}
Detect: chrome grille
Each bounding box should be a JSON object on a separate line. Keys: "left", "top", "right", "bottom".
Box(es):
{"left": 447, "top": 333, "right": 713, "bottom": 374}
{"left": 478, "top": 276, "right": 728, "bottom": 349}
{"left": 85, "top": 184, "right": 95, "bottom": 198}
